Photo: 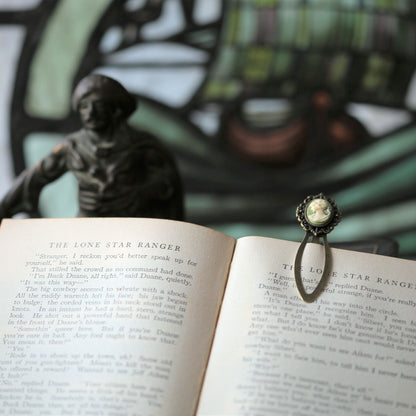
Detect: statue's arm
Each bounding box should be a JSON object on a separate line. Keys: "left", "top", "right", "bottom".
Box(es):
{"left": 0, "top": 142, "right": 68, "bottom": 219}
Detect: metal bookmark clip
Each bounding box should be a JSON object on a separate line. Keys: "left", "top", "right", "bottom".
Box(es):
{"left": 295, "top": 193, "right": 341, "bottom": 303}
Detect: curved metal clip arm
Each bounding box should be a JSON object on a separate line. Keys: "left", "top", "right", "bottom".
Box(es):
{"left": 294, "top": 232, "right": 332, "bottom": 303}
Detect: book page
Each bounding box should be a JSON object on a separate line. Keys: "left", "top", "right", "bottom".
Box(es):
{"left": 0, "top": 218, "right": 235, "bottom": 416}
{"left": 198, "top": 237, "right": 416, "bottom": 416}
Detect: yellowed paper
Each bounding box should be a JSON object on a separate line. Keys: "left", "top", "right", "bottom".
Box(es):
{"left": 0, "top": 218, "right": 235, "bottom": 416}
{"left": 198, "top": 237, "right": 416, "bottom": 415}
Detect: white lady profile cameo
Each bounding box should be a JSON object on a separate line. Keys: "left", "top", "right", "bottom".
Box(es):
{"left": 296, "top": 193, "right": 341, "bottom": 236}
{"left": 305, "top": 198, "right": 333, "bottom": 226}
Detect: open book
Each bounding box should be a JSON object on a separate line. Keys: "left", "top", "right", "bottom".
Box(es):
{"left": 0, "top": 218, "right": 415, "bottom": 415}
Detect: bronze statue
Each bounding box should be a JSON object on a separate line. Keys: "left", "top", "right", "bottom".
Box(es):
{"left": 0, "top": 74, "right": 183, "bottom": 220}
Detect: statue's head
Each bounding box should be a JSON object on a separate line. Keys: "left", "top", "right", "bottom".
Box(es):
{"left": 72, "top": 74, "right": 137, "bottom": 131}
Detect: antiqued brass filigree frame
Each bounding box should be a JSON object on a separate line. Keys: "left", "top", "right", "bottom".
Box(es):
{"left": 294, "top": 193, "right": 342, "bottom": 302}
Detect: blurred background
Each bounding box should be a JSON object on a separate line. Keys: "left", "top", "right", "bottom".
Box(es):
{"left": 0, "top": 0, "right": 415, "bottom": 258}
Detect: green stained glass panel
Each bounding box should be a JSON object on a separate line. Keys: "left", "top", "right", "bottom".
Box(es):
{"left": 238, "top": 2, "right": 256, "bottom": 45}
{"left": 310, "top": 9, "right": 336, "bottom": 46}
{"left": 277, "top": 8, "right": 298, "bottom": 46}
{"left": 129, "top": 102, "right": 209, "bottom": 157}
{"left": 253, "top": 0, "right": 278, "bottom": 7}
{"left": 211, "top": 46, "right": 238, "bottom": 78}
{"left": 333, "top": 157, "right": 416, "bottom": 210}
{"left": 340, "top": 0, "right": 361, "bottom": 8}
{"left": 362, "top": 53, "right": 393, "bottom": 91}
{"left": 394, "top": 231, "right": 416, "bottom": 257}
{"left": 328, "top": 53, "right": 350, "bottom": 84}
{"left": 338, "top": 11, "right": 354, "bottom": 49}
{"left": 203, "top": 80, "right": 242, "bottom": 100}
{"left": 24, "top": 133, "right": 78, "bottom": 218}
{"left": 225, "top": 3, "right": 240, "bottom": 44}
{"left": 296, "top": 5, "right": 310, "bottom": 49}
{"left": 315, "top": 126, "right": 416, "bottom": 182}
{"left": 244, "top": 47, "right": 273, "bottom": 81}
{"left": 25, "top": 0, "right": 112, "bottom": 118}
{"left": 273, "top": 50, "right": 293, "bottom": 77}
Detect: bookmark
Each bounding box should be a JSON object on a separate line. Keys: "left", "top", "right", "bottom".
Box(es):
{"left": 295, "top": 193, "right": 341, "bottom": 303}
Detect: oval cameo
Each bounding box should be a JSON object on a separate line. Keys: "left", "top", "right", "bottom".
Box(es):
{"left": 305, "top": 198, "right": 333, "bottom": 227}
